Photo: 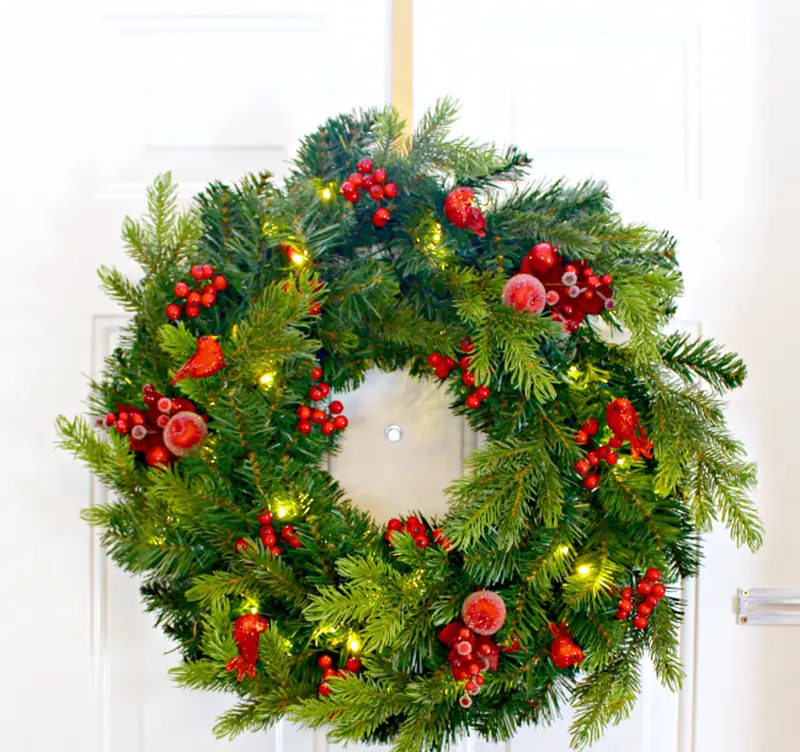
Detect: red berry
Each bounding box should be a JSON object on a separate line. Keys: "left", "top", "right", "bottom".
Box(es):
{"left": 321, "top": 668, "right": 336, "bottom": 680}
{"left": 318, "top": 654, "right": 333, "bottom": 670}
{"left": 645, "top": 568, "right": 661, "bottom": 583}
{"left": 104, "top": 412, "right": 116, "bottom": 426}
{"left": 281, "top": 526, "right": 295, "bottom": 540}
{"left": 369, "top": 184, "right": 384, "bottom": 201}
{"left": 465, "top": 680, "right": 477, "bottom": 693}
{"left": 212, "top": 275, "right": 228, "bottom": 291}
{"left": 166, "top": 303, "right": 182, "bottom": 320}
{"left": 309, "top": 386, "right": 323, "bottom": 401}
{"left": 157, "top": 397, "right": 172, "bottom": 413}
{"left": 201, "top": 292, "right": 215, "bottom": 308}
{"left": 269, "top": 546, "right": 282, "bottom": 557}
{"left": 329, "top": 400, "right": 344, "bottom": 414}
{"left": 618, "top": 599, "right": 633, "bottom": 612}
{"left": 636, "top": 603, "right": 653, "bottom": 617}
{"left": 261, "top": 532, "right": 277, "bottom": 547}
{"left": 616, "top": 609, "right": 630, "bottom": 620}
{"left": 258, "top": 510, "right": 273, "bottom": 525}
{"left": 466, "top": 394, "right": 481, "bottom": 409}
{"left": 462, "top": 371, "right": 475, "bottom": 387}
{"left": 297, "top": 420, "right": 313, "bottom": 434}
{"left": 606, "top": 452, "right": 619, "bottom": 466}
{"left": 309, "top": 301, "right": 322, "bottom": 315}
{"left": 372, "top": 208, "right": 391, "bottom": 227}
{"left": 633, "top": 616, "right": 649, "bottom": 630}
{"left": 261, "top": 524, "right": 275, "bottom": 536}
{"left": 118, "top": 411, "right": 129, "bottom": 422}
{"left": 184, "top": 304, "right": 199, "bottom": 320}
{"left": 645, "top": 595, "right": 660, "bottom": 609}
{"left": 415, "top": 537, "right": 429, "bottom": 549}
{"left": 190, "top": 265, "right": 203, "bottom": 280}
{"left": 318, "top": 683, "right": 332, "bottom": 697}
{"left": 574, "top": 459, "right": 590, "bottom": 476}
{"left": 130, "top": 413, "right": 144, "bottom": 426}
{"left": 234, "top": 538, "right": 249, "bottom": 553}
{"left": 475, "top": 386, "right": 491, "bottom": 400}
{"left": 475, "top": 674, "right": 485, "bottom": 686}
{"left": 333, "top": 415, "right": 348, "bottom": 430}
{"left": 621, "top": 588, "right": 633, "bottom": 599}
{"left": 459, "top": 356, "right": 471, "bottom": 371}
{"left": 340, "top": 180, "right": 354, "bottom": 194}
{"left": 311, "top": 409, "right": 326, "bottom": 424}
{"left": 388, "top": 518, "right": 403, "bottom": 531}
{"left": 357, "top": 159, "right": 373, "bottom": 174}
{"left": 587, "top": 452, "right": 599, "bottom": 467}
{"left": 575, "top": 430, "right": 589, "bottom": 444}
{"left": 187, "top": 291, "right": 202, "bottom": 305}
{"left": 468, "top": 663, "right": 480, "bottom": 676}
{"left": 345, "top": 657, "right": 361, "bottom": 672}
{"left": 373, "top": 168, "right": 387, "bottom": 184}
{"left": 443, "top": 356, "right": 457, "bottom": 370}
{"left": 427, "top": 352, "right": 443, "bottom": 367}
{"left": 115, "top": 419, "right": 129, "bottom": 434}
{"left": 460, "top": 338, "right": 473, "bottom": 352}
{"left": 145, "top": 444, "right": 170, "bottom": 467}
{"left": 318, "top": 382, "right": 331, "bottom": 398}
{"left": 310, "top": 366, "right": 323, "bottom": 380}
{"left": 288, "top": 537, "right": 301, "bottom": 549}
{"left": 652, "top": 583, "right": 666, "bottom": 598}
{"left": 201, "top": 263, "right": 214, "bottom": 279}
{"left": 297, "top": 405, "right": 312, "bottom": 420}
{"left": 322, "top": 421, "right": 336, "bottom": 436}
{"left": 601, "top": 274, "right": 613, "bottom": 286}
{"left": 636, "top": 581, "right": 653, "bottom": 597}
{"left": 584, "top": 418, "right": 599, "bottom": 435}
{"left": 435, "top": 364, "right": 450, "bottom": 379}
{"left": 342, "top": 188, "right": 358, "bottom": 203}
{"left": 384, "top": 182, "right": 399, "bottom": 198}
{"left": 608, "top": 435, "right": 623, "bottom": 449}
{"left": 174, "top": 281, "right": 190, "bottom": 298}
{"left": 583, "top": 474, "right": 600, "bottom": 490}
{"left": 362, "top": 174, "right": 375, "bottom": 190}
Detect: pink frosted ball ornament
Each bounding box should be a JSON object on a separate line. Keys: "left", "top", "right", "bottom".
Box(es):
{"left": 461, "top": 590, "right": 507, "bottom": 636}
{"left": 163, "top": 411, "right": 208, "bottom": 457}
{"left": 501, "top": 274, "right": 547, "bottom": 315}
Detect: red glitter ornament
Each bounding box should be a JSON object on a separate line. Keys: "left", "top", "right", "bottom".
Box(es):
{"left": 162, "top": 411, "right": 208, "bottom": 457}
{"left": 225, "top": 614, "right": 269, "bottom": 682}
{"left": 444, "top": 187, "right": 487, "bottom": 238}
{"left": 461, "top": 590, "right": 507, "bottom": 636}
{"left": 502, "top": 273, "right": 547, "bottom": 315}
{"left": 171, "top": 336, "right": 226, "bottom": 384}
{"left": 606, "top": 398, "right": 653, "bottom": 460}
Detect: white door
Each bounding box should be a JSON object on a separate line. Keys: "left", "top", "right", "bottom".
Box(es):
{"left": 2, "top": 1, "right": 796, "bottom": 751}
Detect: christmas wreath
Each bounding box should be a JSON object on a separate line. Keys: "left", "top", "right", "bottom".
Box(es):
{"left": 58, "top": 99, "right": 762, "bottom": 750}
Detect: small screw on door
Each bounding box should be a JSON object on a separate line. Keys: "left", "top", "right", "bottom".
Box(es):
{"left": 740, "top": 616, "right": 748, "bottom": 624}
{"left": 742, "top": 589, "right": 749, "bottom": 598}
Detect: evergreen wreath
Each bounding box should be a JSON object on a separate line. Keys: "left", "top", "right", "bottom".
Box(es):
{"left": 58, "top": 99, "right": 762, "bottom": 751}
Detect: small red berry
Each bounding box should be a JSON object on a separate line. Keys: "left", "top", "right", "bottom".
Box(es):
{"left": 636, "top": 581, "right": 653, "bottom": 597}
{"left": 309, "top": 386, "right": 323, "bottom": 401}
{"left": 645, "top": 568, "right": 661, "bottom": 582}
{"left": 443, "top": 356, "right": 457, "bottom": 370}
{"left": 369, "top": 184, "right": 384, "bottom": 201}
{"left": 462, "top": 371, "right": 475, "bottom": 387}
{"left": 601, "top": 274, "right": 613, "bottom": 286}
{"left": 384, "top": 182, "right": 399, "bottom": 199}
{"left": 322, "top": 421, "right": 336, "bottom": 436}
{"left": 372, "top": 208, "right": 391, "bottom": 227}
{"left": 618, "top": 599, "right": 633, "bottom": 612}
{"left": 297, "top": 405, "right": 312, "bottom": 420}
{"left": 633, "top": 616, "right": 649, "bottom": 630}
{"left": 318, "top": 655, "right": 333, "bottom": 669}
{"left": 297, "top": 420, "right": 313, "bottom": 434}
{"left": 329, "top": 400, "right": 344, "bottom": 414}
{"left": 309, "top": 301, "right": 322, "bottom": 315}
{"left": 616, "top": 609, "right": 630, "bottom": 620}
{"left": 318, "top": 683, "right": 332, "bottom": 697}
{"left": 333, "top": 415, "right": 348, "bottom": 430}
{"left": 427, "top": 352, "right": 443, "bottom": 367}
{"left": 460, "top": 338, "right": 473, "bottom": 352}
{"left": 258, "top": 510, "right": 272, "bottom": 525}
{"left": 234, "top": 538, "right": 249, "bottom": 553}
{"left": 345, "top": 657, "right": 361, "bottom": 672}
{"left": 187, "top": 291, "right": 202, "bottom": 305}
{"left": 130, "top": 413, "right": 144, "bottom": 426}
{"left": 362, "top": 174, "right": 375, "bottom": 190}
{"left": 475, "top": 386, "right": 491, "bottom": 400}
{"left": 342, "top": 188, "right": 358, "bottom": 203}
{"left": 475, "top": 674, "right": 485, "bottom": 686}
{"left": 574, "top": 459, "right": 590, "bottom": 476}
{"left": 311, "top": 409, "right": 326, "bottom": 424}
{"left": 318, "top": 382, "right": 331, "bottom": 398}
{"left": 466, "top": 394, "right": 481, "bottom": 409}
{"left": 269, "top": 546, "right": 282, "bottom": 557}
{"left": 280, "top": 526, "right": 295, "bottom": 540}
{"left": 608, "top": 435, "right": 623, "bottom": 449}
{"left": 645, "top": 595, "right": 660, "bottom": 609}
{"left": 652, "top": 583, "right": 666, "bottom": 598}
{"left": 620, "top": 588, "right": 633, "bottom": 600}
{"left": 166, "top": 303, "right": 182, "bottom": 320}
{"left": 435, "top": 364, "right": 450, "bottom": 379}
{"left": 459, "top": 356, "right": 471, "bottom": 371}
{"left": 105, "top": 412, "right": 116, "bottom": 426}
{"left": 584, "top": 418, "right": 599, "bottom": 435}
{"left": 190, "top": 265, "right": 203, "bottom": 280}
{"left": 201, "top": 263, "right": 214, "bottom": 279}
{"left": 322, "top": 668, "right": 336, "bottom": 680}
{"left": 606, "top": 452, "right": 619, "bottom": 466}
{"left": 310, "top": 366, "right": 323, "bottom": 380}
{"left": 415, "top": 537, "right": 429, "bottom": 549}
{"left": 432, "top": 528, "right": 444, "bottom": 541}
{"left": 373, "top": 168, "right": 387, "bottom": 184}
{"left": 468, "top": 663, "right": 480, "bottom": 676}
{"left": 201, "top": 292, "right": 215, "bottom": 308}
{"left": 340, "top": 180, "right": 354, "bottom": 194}
{"left": 575, "top": 430, "right": 589, "bottom": 444}
{"left": 261, "top": 532, "right": 277, "bottom": 547}
{"left": 465, "top": 680, "right": 477, "bottom": 693}
{"left": 288, "top": 536, "right": 301, "bottom": 548}
{"left": 357, "top": 158, "right": 373, "bottom": 174}
{"left": 115, "top": 419, "right": 130, "bottom": 434}
{"left": 174, "top": 281, "right": 190, "bottom": 298}
{"left": 212, "top": 275, "right": 228, "bottom": 291}
{"left": 586, "top": 452, "right": 599, "bottom": 466}
{"left": 583, "top": 474, "right": 600, "bottom": 490}
{"left": 636, "top": 603, "right": 653, "bottom": 617}
{"left": 388, "top": 518, "right": 403, "bottom": 531}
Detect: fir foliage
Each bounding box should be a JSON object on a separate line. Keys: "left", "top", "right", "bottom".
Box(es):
{"left": 58, "top": 101, "right": 760, "bottom": 750}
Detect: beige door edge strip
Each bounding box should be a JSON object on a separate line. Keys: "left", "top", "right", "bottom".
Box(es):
{"left": 391, "top": 0, "right": 413, "bottom": 138}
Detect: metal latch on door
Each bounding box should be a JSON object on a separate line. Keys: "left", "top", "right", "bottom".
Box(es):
{"left": 737, "top": 588, "right": 800, "bottom": 625}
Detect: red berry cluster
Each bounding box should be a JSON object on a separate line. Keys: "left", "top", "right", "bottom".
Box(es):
{"left": 616, "top": 568, "right": 665, "bottom": 630}
{"left": 519, "top": 242, "right": 613, "bottom": 332}
{"left": 426, "top": 339, "right": 491, "bottom": 410}
{"left": 385, "top": 516, "right": 451, "bottom": 551}
{"left": 295, "top": 366, "right": 349, "bottom": 436}
{"left": 166, "top": 264, "right": 228, "bottom": 320}
{"left": 316, "top": 653, "right": 362, "bottom": 697}
{"left": 340, "top": 158, "right": 399, "bottom": 228}
{"left": 234, "top": 508, "right": 301, "bottom": 558}
{"left": 101, "top": 384, "right": 207, "bottom": 467}
{"left": 438, "top": 621, "right": 500, "bottom": 709}
{"left": 573, "top": 417, "right": 620, "bottom": 490}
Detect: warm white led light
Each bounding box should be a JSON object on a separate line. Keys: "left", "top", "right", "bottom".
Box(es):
{"left": 385, "top": 425, "right": 403, "bottom": 443}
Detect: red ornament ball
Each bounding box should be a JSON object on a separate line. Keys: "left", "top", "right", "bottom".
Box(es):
{"left": 372, "top": 208, "right": 391, "bottom": 227}
{"left": 163, "top": 411, "right": 208, "bottom": 457}
{"left": 525, "top": 242, "right": 558, "bottom": 274}
{"left": 502, "top": 273, "right": 547, "bottom": 315}
{"left": 461, "top": 590, "right": 507, "bottom": 636}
